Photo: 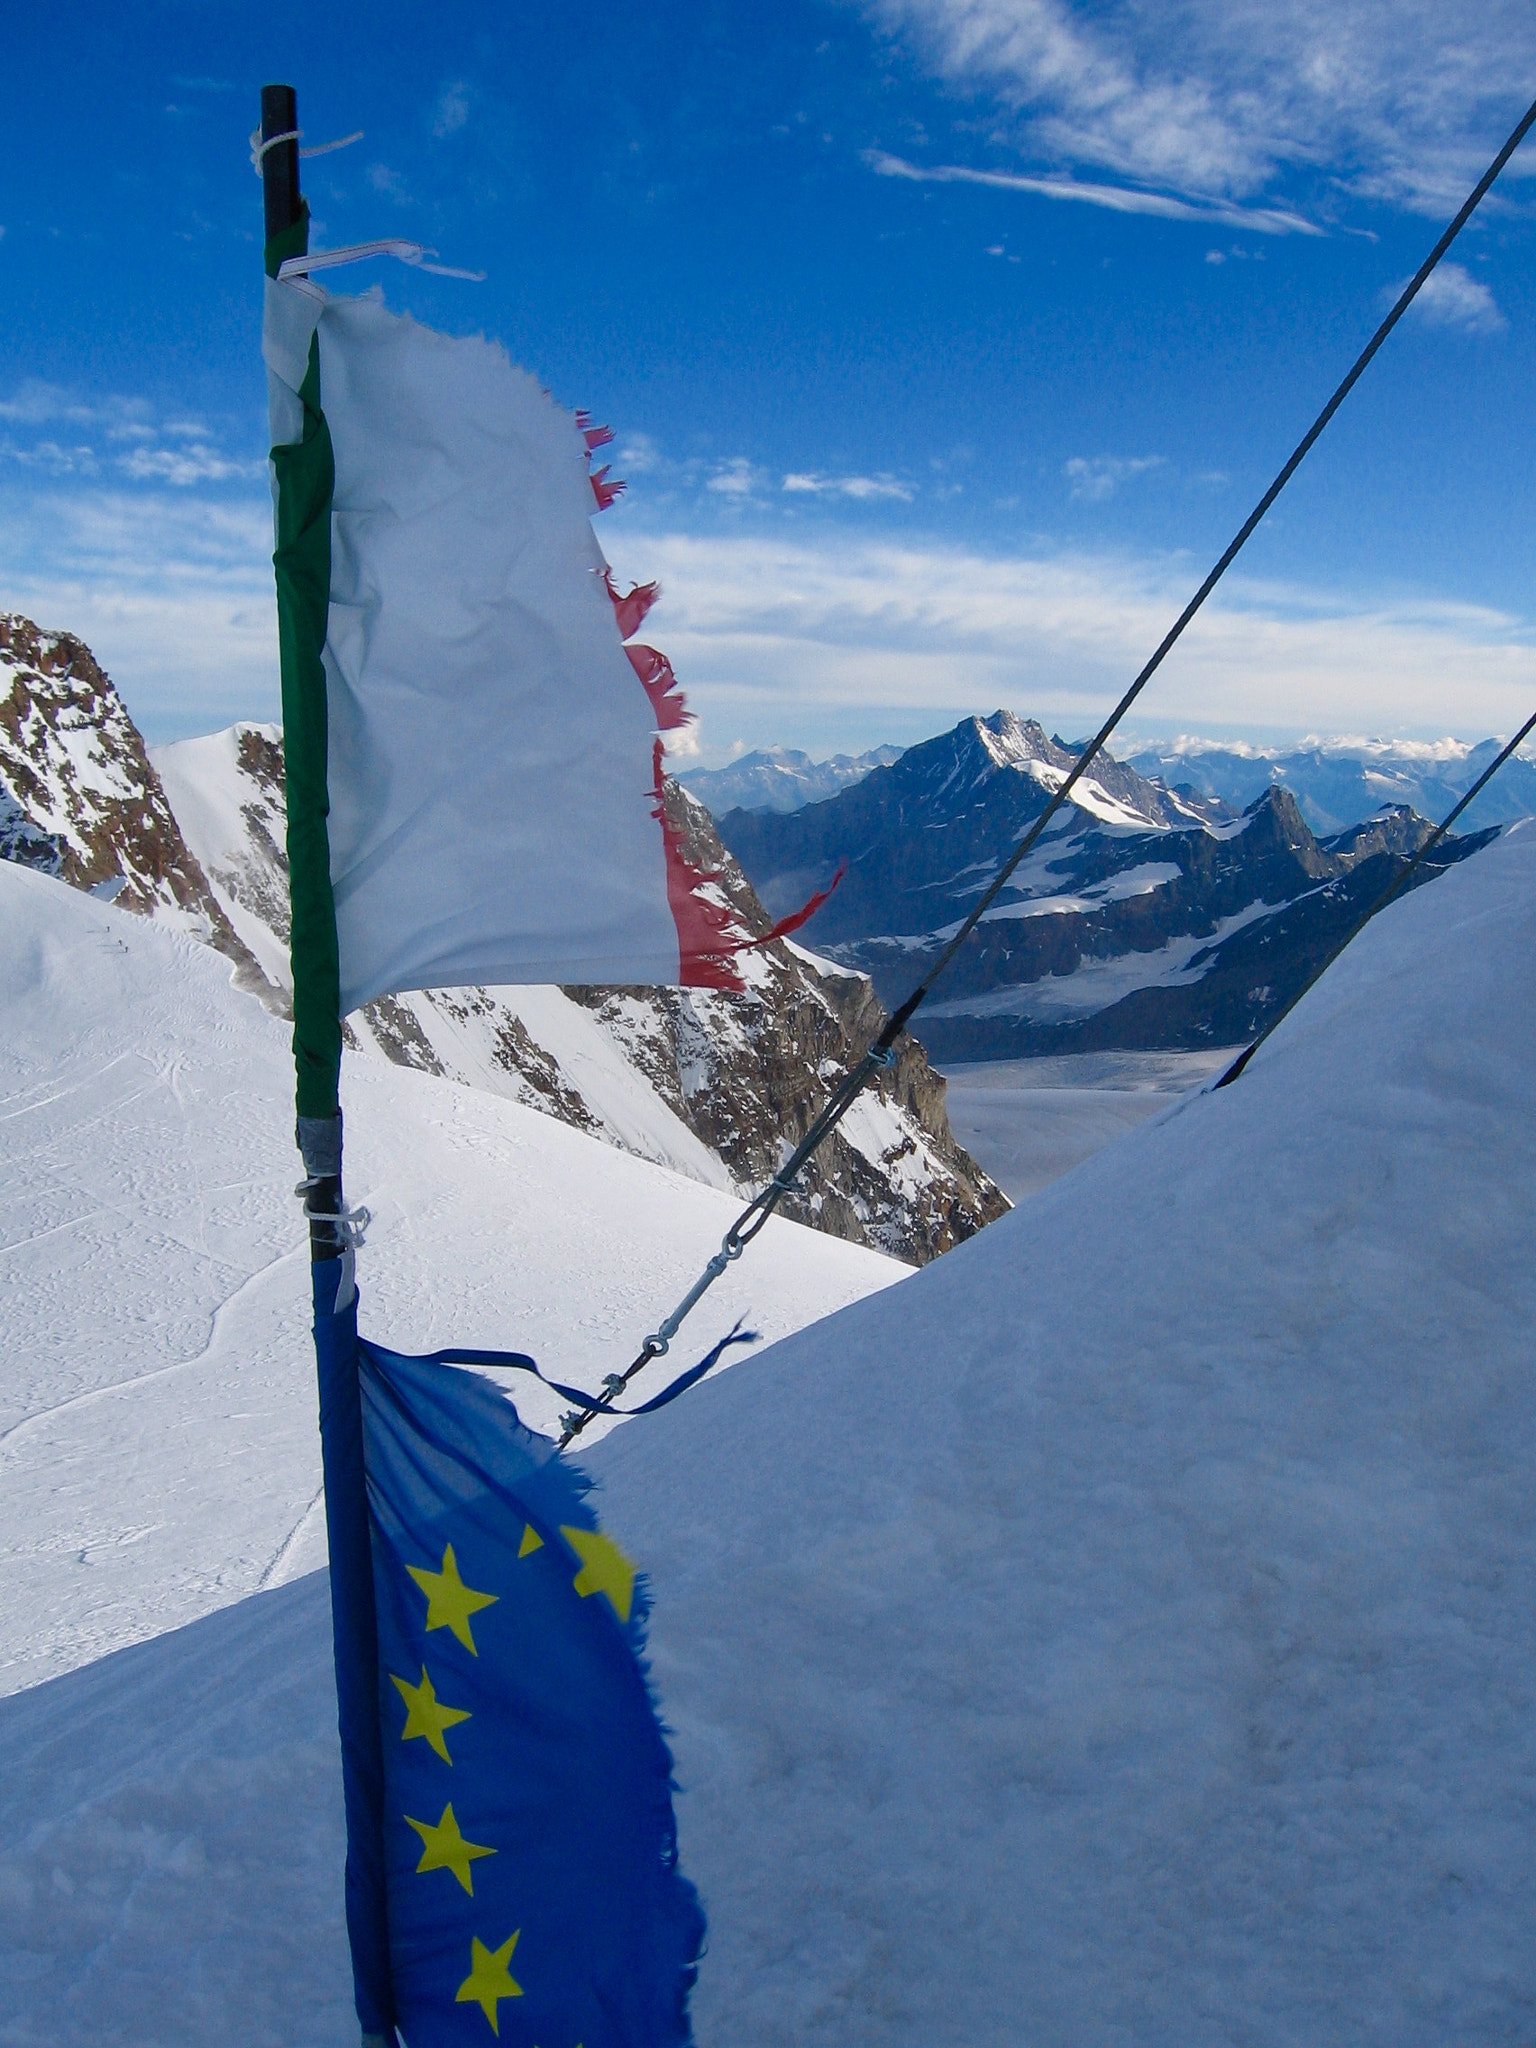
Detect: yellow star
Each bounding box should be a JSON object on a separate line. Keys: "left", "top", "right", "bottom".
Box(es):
{"left": 407, "top": 1543, "right": 498, "bottom": 1654}
{"left": 391, "top": 1665, "right": 471, "bottom": 1763}
{"left": 405, "top": 1802, "right": 495, "bottom": 1895}
{"left": 456, "top": 1930, "right": 522, "bottom": 2034}
{"left": 560, "top": 1525, "right": 636, "bottom": 1622}
{"left": 518, "top": 1522, "right": 543, "bottom": 1558}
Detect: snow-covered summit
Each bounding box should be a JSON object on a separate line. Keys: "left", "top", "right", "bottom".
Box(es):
{"left": 679, "top": 742, "right": 904, "bottom": 816}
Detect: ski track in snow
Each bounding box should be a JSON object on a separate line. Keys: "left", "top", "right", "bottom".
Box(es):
{"left": 0, "top": 862, "right": 903, "bottom": 1703}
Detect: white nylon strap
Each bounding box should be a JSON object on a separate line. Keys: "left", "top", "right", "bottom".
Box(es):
{"left": 276, "top": 238, "right": 486, "bottom": 283}
{"left": 249, "top": 126, "right": 365, "bottom": 173}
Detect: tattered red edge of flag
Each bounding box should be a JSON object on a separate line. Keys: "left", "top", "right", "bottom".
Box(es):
{"left": 584, "top": 419, "right": 841, "bottom": 990}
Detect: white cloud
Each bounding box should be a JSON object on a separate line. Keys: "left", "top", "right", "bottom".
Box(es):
{"left": 0, "top": 490, "right": 277, "bottom": 739}
{"left": 9, "top": 483, "right": 1532, "bottom": 751}
{"left": 0, "top": 381, "right": 255, "bottom": 490}
{"left": 615, "top": 432, "right": 662, "bottom": 476}
{"left": 1406, "top": 260, "right": 1506, "bottom": 333}
{"left": 117, "top": 444, "right": 258, "bottom": 486}
{"left": 783, "top": 470, "right": 916, "bottom": 502}
{"left": 1, "top": 439, "right": 99, "bottom": 476}
{"left": 0, "top": 381, "right": 133, "bottom": 430}
{"left": 433, "top": 81, "right": 470, "bottom": 138}
{"left": 860, "top": 0, "right": 1536, "bottom": 216}
{"left": 367, "top": 163, "right": 411, "bottom": 203}
{"left": 706, "top": 457, "right": 770, "bottom": 497}
{"left": 866, "top": 150, "right": 1321, "bottom": 233}
{"left": 1063, "top": 454, "right": 1163, "bottom": 502}
{"left": 602, "top": 525, "right": 1536, "bottom": 745}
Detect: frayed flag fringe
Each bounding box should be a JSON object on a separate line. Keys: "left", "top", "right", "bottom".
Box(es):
{"left": 583, "top": 400, "right": 840, "bottom": 984}
{"left": 651, "top": 740, "right": 749, "bottom": 990}
{"left": 627, "top": 644, "right": 693, "bottom": 732}
{"left": 743, "top": 863, "right": 847, "bottom": 950}
{"left": 590, "top": 464, "right": 625, "bottom": 511}
{"left": 604, "top": 568, "right": 660, "bottom": 641}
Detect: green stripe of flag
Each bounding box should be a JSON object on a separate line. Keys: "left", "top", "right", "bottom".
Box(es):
{"left": 267, "top": 205, "right": 343, "bottom": 1122}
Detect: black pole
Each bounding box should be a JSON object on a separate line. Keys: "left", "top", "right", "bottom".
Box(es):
{"left": 261, "top": 83, "right": 344, "bottom": 1262}
{"left": 260, "top": 85, "right": 301, "bottom": 247}
{"left": 262, "top": 100, "right": 392, "bottom": 2048}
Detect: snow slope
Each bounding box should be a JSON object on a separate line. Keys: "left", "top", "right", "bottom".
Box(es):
{"left": 0, "top": 861, "right": 901, "bottom": 1701}
{"left": 5, "top": 826, "right": 1536, "bottom": 2044}
{"left": 148, "top": 722, "right": 1005, "bottom": 1261}
{"left": 593, "top": 822, "right": 1536, "bottom": 2047}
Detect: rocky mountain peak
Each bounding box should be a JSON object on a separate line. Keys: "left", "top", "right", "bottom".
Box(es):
{"left": 0, "top": 614, "right": 255, "bottom": 979}
{"left": 975, "top": 710, "right": 1070, "bottom": 775}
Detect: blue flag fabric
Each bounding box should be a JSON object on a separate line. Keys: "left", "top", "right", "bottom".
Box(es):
{"left": 312, "top": 1257, "right": 706, "bottom": 2048}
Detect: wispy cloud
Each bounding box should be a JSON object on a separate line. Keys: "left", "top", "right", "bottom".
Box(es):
{"left": 367, "top": 162, "right": 412, "bottom": 203}
{"left": 117, "top": 444, "right": 254, "bottom": 485}
{"left": 433, "top": 81, "right": 471, "bottom": 138}
{"left": 0, "top": 380, "right": 115, "bottom": 429}
{"left": 0, "top": 381, "right": 257, "bottom": 489}
{"left": 603, "top": 525, "right": 1536, "bottom": 747}
{"left": 783, "top": 470, "right": 916, "bottom": 502}
{"left": 1405, "top": 260, "right": 1506, "bottom": 334}
{"left": 0, "top": 440, "right": 99, "bottom": 476}
{"left": 706, "top": 457, "right": 771, "bottom": 497}
{"left": 0, "top": 489, "right": 277, "bottom": 739}
{"left": 1064, "top": 455, "right": 1163, "bottom": 502}
{"left": 866, "top": 150, "right": 1321, "bottom": 233}
{"left": 860, "top": 0, "right": 1536, "bottom": 217}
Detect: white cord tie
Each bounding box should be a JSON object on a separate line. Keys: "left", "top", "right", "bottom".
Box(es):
{"left": 276, "top": 239, "right": 486, "bottom": 283}
{"left": 293, "top": 1178, "right": 372, "bottom": 1249}
{"left": 250, "top": 126, "right": 365, "bottom": 174}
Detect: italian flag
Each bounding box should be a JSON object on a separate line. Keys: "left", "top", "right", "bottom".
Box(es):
{"left": 264, "top": 215, "right": 781, "bottom": 1118}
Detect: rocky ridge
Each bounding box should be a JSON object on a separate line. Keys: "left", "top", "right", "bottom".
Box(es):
{"left": 718, "top": 710, "right": 1499, "bottom": 1061}
{"left": 0, "top": 613, "right": 1003, "bottom": 1263}
{"left": 0, "top": 616, "right": 259, "bottom": 978}
{"left": 152, "top": 723, "right": 1004, "bottom": 1261}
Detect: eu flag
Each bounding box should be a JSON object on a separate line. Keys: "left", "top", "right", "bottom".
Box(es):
{"left": 313, "top": 1256, "right": 705, "bottom": 2047}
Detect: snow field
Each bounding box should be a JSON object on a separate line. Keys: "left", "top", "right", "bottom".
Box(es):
{"left": 0, "top": 861, "right": 902, "bottom": 1700}
{"left": 4, "top": 825, "right": 1535, "bottom": 2044}
{"left": 587, "top": 822, "right": 1536, "bottom": 2046}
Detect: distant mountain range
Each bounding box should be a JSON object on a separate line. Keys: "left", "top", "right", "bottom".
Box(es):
{"left": 686, "top": 726, "right": 1536, "bottom": 839}
{"left": 1126, "top": 736, "right": 1536, "bottom": 836}
{"left": 680, "top": 743, "right": 905, "bottom": 815}
{"left": 715, "top": 711, "right": 1499, "bottom": 1062}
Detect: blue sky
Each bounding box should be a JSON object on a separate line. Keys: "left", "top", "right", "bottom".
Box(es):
{"left": 5, "top": 1, "right": 1536, "bottom": 760}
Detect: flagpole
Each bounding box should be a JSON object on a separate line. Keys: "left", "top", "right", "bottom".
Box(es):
{"left": 260, "top": 81, "right": 346, "bottom": 1258}
{"left": 261, "top": 86, "right": 396, "bottom": 2048}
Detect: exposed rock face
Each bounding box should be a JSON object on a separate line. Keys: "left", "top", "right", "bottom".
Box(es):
{"left": 563, "top": 781, "right": 1006, "bottom": 1259}
{"left": 0, "top": 616, "right": 1004, "bottom": 1263}
{"left": 717, "top": 711, "right": 1499, "bottom": 1061}
{"left": 1, "top": 617, "right": 216, "bottom": 924}
{"left": 0, "top": 614, "right": 274, "bottom": 1003}
{"left": 131, "top": 696, "right": 1003, "bottom": 1263}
